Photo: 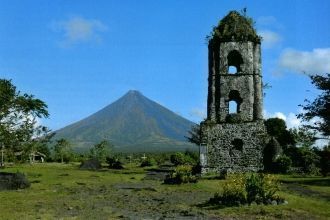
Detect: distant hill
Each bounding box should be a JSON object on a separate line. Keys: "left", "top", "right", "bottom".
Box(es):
{"left": 54, "top": 90, "right": 197, "bottom": 152}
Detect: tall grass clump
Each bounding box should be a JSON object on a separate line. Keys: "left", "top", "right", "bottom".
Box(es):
{"left": 164, "top": 165, "right": 198, "bottom": 184}
{"left": 209, "top": 173, "right": 284, "bottom": 207}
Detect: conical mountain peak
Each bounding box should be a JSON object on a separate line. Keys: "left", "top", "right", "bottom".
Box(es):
{"left": 55, "top": 90, "right": 195, "bottom": 152}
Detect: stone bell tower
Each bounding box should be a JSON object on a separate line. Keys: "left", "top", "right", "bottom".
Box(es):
{"left": 200, "top": 11, "right": 267, "bottom": 174}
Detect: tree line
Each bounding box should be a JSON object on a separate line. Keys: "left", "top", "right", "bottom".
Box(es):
{"left": 0, "top": 73, "right": 329, "bottom": 175}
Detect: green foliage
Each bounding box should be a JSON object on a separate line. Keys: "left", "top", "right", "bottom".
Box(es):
{"left": 265, "top": 118, "right": 295, "bottom": 149}
{"left": 263, "top": 137, "right": 282, "bottom": 172}
{"left": 106, "top": 156, "right": 124, "bottom": 169}
{"left": 319, "top": 146, "right": 330, "bottom": 176}
{"left": 245, "top": 174, "right": 280, "bottom": 204}
{"left": 298, "top": 147, "right": 320, "bottom": 174}
{"left": 209, "top": 173, "right": 283, "bottom": 206}
{"left": 273, "top": 155, "right": 292, "bottom": 174}
{"left": 140, "top": 157, "right": 156, "bottom": 167}
{"left": 170, "top": 152, "right": 197, "bottom": 166}
{"left": 1, "top": 163, "right": 330, "bottom": 219}
{"left": 89, "top": 140, "right": 112, "bottom": 163}
{"left": 164, "top": 165, "right": 198, "bottom": 184}
{"left": 0, "top": 79, "right": 50, "bottom": 162}
{"left": 209, "top": 10, "right": 260, "bottom": 43}
{"left": 289, "top": 127, "right": 316, "bottom": 148}
{"left": 210, "top": 174, "right": 246, "bottom": 206}
{"left": 298, "top": 73, "right": 330, "bottom": 137}
{"left": 53, "top": 139, "right": 73, "bottom": 163}
{"left": 186, "top": 124, "right": 201, "bottom": 145}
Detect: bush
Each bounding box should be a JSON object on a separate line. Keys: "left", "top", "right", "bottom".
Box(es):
{"left": 299, "top": 147, "right": 320, "bottom": 174}
{"left": 245, "top": 174, "right": 279, "bottom": 204}
{"left": 170, "top": 152, "right": 196, "bottom": 166}
{"left": 164, "top": 165, "right": 198, "bottom": 184}
{"left": 140, "top": 158, "right": 156, "bottom": 167}
{"left": 209, "top": 174, "right": 246, "bottom": 206}
{"left": 209, "top": 173, "right": 283, "bottom": 206}
{"left": 273, "top": 155, "right": 292, "bottom": 174}
{"left": 106, "top": 157, "right": 124, "bottom": 169}
{"left": 192, "top": 163, "right": 201, "bottom": 175}
{"left": 79, "top": 159, "right": 102, "bottom": 170}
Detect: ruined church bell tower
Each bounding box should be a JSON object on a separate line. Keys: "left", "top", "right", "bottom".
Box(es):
{"left": 200, "top": 11, "right": 267, "bottom": 174}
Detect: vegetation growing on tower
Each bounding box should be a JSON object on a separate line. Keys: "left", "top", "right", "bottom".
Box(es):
{"left": 207, "top": 9, "right": 261, "bottom": 43}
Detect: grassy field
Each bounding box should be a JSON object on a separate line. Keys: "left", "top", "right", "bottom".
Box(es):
{"left": 0, "top": 163, "right": 329, "bottom": 219}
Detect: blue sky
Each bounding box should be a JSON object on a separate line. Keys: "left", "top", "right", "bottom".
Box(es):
{"left": 1, "top": 0, "right": 330, "bottom": 131}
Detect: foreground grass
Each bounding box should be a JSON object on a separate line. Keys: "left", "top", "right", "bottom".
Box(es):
{"left": 0, "top": 163, "right": 329, "bottom": 219}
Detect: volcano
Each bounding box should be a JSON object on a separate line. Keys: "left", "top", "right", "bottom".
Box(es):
{"left": 54, "top": 90, "right": 196, "bottom": 152}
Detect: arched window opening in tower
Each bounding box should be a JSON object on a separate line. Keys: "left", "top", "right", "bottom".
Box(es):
{"left": 227, "top": 50, "right": 243, "bottom": 74}
{"left": 228, "top": 90, "right": 243, "bottom": 113}
{"left": 229, "top": 100, "right": 238, "bottom": 113}
{"left": 228, "top": 66, "right": 238, "bottom": 74}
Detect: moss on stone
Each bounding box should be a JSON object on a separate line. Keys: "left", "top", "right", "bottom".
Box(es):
{"left": 210, "top": 10, "right": 261, "bottom": 43}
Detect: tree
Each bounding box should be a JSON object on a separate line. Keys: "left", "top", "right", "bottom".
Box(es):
{"left": 26, "top": 128, "right": 54, "bottom": 163}
{"left": 298, "top": 73, "right": 330, "bottom": 139}
{"left": 0, "top": 79, "right": 49, "bottom": 163}
{"left": 264, "top": 118, "right": 295, "bottom": 149}
{"left": 319, "top": 145, "right": 330, "bottom": 176}
{"left": 89, "top": 140, "right": 112, "bottom": 163}
{"left": 53, "top": 138, "right": 72, "bottom": 163}
{"left": 289, "top": 127, "right": 316, "bottom": 148}
{"left": 186, "top": 124, "right": 201, "bottom": 146}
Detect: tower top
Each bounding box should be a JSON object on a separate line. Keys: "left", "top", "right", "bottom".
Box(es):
{"left": 210, "top": 10, "right": 261, "bottom": 43}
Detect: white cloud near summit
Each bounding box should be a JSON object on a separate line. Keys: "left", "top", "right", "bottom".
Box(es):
{"left": 259, "top": 30, "right": 282, "bottom": 48}
{"left": 51, "top": 16, "right": 108, "bottom": 47}
{"left": 279, "top": 48, "right": 330, "bottom": 74}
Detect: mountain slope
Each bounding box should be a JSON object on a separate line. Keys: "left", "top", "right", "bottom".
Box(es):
{"left": 54, "top": 90, "right": 196, "bottom": 152}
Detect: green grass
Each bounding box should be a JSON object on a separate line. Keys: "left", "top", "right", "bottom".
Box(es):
{"left": 0, "top": 163, "right": 329, "bottom": 219}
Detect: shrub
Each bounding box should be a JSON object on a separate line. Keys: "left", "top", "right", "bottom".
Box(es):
{"left": 164, "top": 165, "right": 198, "bottom": 184}
{"left": 106, "top": 157, "right": 124, "bottom": 169}
{"left": 273, "top": 155, "right": 292, "bottom": 174}
{"left": 140, "top": 158, "right": 156, "bottom": 167}
{"left": 79, "top": 159, "right": 102, "bottom": 170}
{"left": 170, "top": 152, "right": 196, "bottom": 166}
{"left": 299, "top": 147, "right": 320, "bottom": 174}
{"left": 209, "top": 173, "right": 283, "bottom": 206}
{"left": 245, "top": 174, "right": 279, "bottom": 204}
{"left": 184, "top": 150, "right": 199, "bottom": 163}
{"left": 209, "top": 174, "right": 246, "bottom": 206}
{"left": 191, "top": 163, "right": 201, "bottom": 175}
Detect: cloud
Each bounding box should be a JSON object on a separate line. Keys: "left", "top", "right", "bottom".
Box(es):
{"left": 287, "top": 112, "right": 301, "bottom": 128}
{"left": 256, "top": 16, "right": 283, "bottom": 49}
{"left": 258, "top": 30, "right": 282, "bottom": 48}
{"left": 264, "top": 110, "right": 301, "bottom": 129}
{"left": 257, "top": 16, "right": 277, "bottom": 25}
{"left": 279, "top": 48, "right": 330, "bottom": 74}
{"left": 257, "top": 16, "right": 283, "bottom": 29}
{"left": 51, "top": 16, "right": 108, "bottom": 47}
{"left": 190, "top": 108, "right": 206, "bottom": 121}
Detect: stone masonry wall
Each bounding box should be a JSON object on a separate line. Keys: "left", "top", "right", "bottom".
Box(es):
{"left": 200, "top": 120, "right": 267, "bottom": 174}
